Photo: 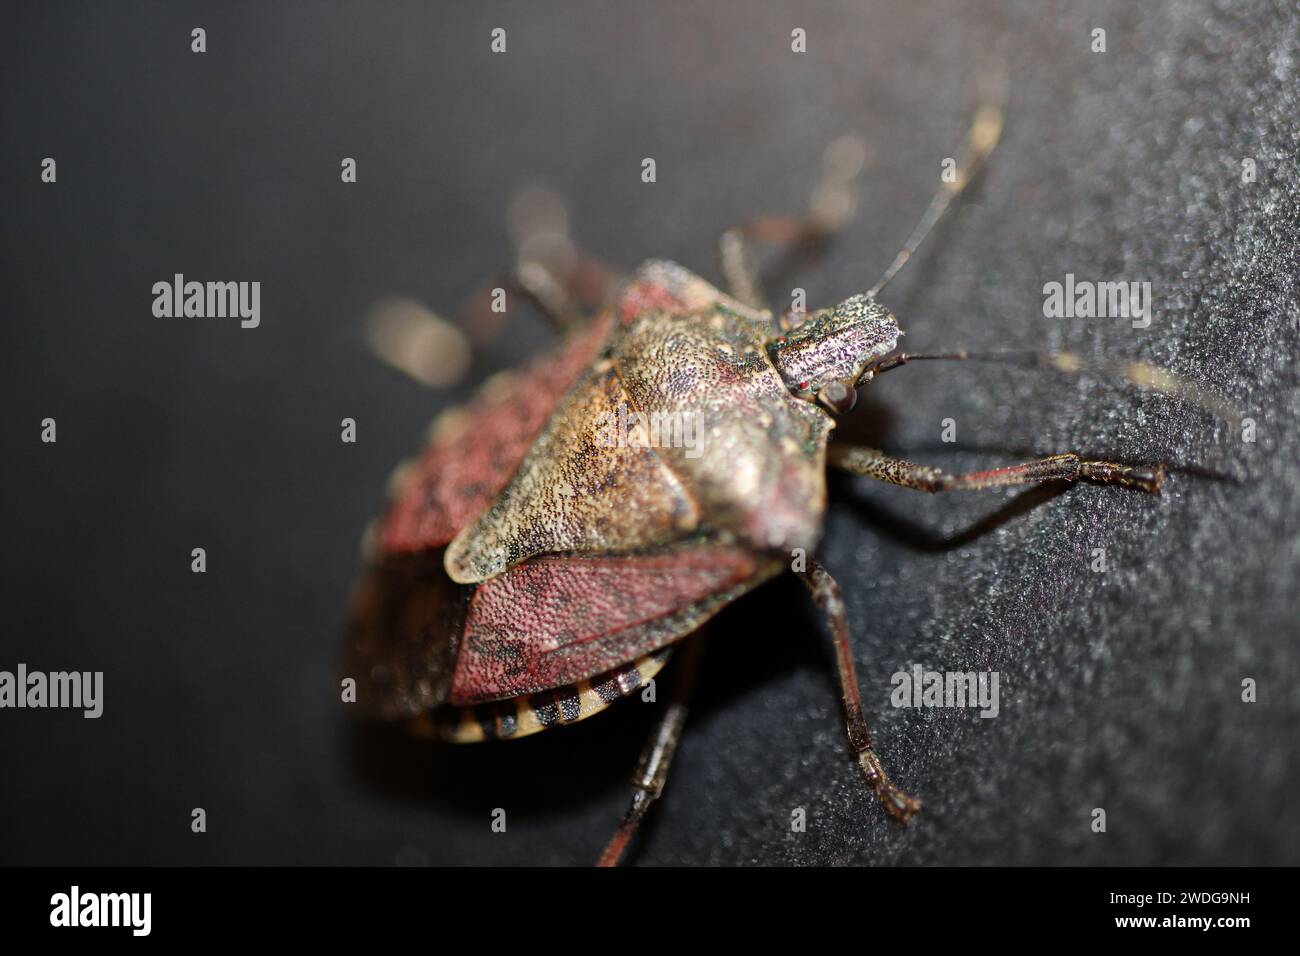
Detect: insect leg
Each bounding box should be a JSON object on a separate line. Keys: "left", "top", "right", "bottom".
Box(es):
{"left": 597, "top": 637, "right": 705, "bottom": 867}
{"left": 364, "top": 251, "right": 617, "bottom": 388}
{"left": 799, "top": 559, "right": 922, "bottom": 824}
{"left": 719, "top": 134, "right": 869, "bottom": 313}
{"left": 500, "top": 184, "right": 621, "bottom": 333}
{"left": 458, "top": 259, "right": 613, "bottom": 340}
{"left": 828, "top": 444, "right": 1166, "bottom": 494}
{"left": 366, "top": 187, "right": 620, "bottom": 386}
{"left": 362, "top": 298, "right": 474, "bottom": 389}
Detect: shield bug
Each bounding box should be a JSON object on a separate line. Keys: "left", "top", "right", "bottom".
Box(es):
{"left": 345, "top": 80, "right": 1230, "bottom": 865}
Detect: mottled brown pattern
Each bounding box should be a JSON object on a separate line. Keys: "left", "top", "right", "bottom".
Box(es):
{"left": 380, "top": 312, "right": 614, "bottom": 553}
{"left": 444, "top": 363, "right": 698, "bottom": 584}
{"left": 351, "top": 262, "right": 854, "bottom": 729}
{"left": 613, "top": 296, "right": 832, "bottom": 552}
{"left": 449, "top": 261, "right": 834, "bottom": 582}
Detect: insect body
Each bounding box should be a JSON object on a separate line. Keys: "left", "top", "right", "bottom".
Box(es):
{"left": 347, "top": 83, "right": 1216, "bottom": 864}
{"left": 359, "top": 262, "right": 897, "bottom": 715}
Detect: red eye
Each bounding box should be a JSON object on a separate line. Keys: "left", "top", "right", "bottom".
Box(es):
{"left": 799, "top": 380, "right": 811, "bottom": 391}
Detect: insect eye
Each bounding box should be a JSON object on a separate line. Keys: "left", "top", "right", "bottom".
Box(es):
{"left": 817, "top": 380, "right": 858, "bottom": 415}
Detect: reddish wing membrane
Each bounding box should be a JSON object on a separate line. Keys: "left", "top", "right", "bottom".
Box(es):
{"left": 346, "top": 540, "right": 777, "bottom": 717}
{"left": 351, "top": 317, "right": 617, "bottom": 718}
{"left": 449, "top": 542, "right": 775, "bottom": 705}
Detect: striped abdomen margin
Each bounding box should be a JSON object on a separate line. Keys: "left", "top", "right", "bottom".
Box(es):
{"left": 410, "top": 647, "right": 674, "bottom": 743}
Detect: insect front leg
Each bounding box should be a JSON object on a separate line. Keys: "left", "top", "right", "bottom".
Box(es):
{"left": 719, "top": 134, "right": 868, "bottom": 314}
{"left": 828, "top": 444, "right": 1166, "bottom": 495}
{"left": 799, "top": 559, "right": 922, "bottom": 824}
{"left": 597, "top": 636, "right": 705, "bottom": 867}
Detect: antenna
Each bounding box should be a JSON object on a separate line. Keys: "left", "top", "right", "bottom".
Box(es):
{"left": 867, "top": 65, "right": 1007, "bottom": 298}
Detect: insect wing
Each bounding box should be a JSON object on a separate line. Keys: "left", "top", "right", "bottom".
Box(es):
{"left": 448, "top": 542, "right": 777, "bottom": 705}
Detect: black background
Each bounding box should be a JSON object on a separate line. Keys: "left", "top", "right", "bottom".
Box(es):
{"left": 2, "top": 1, "right": 1296, "bottom": 865}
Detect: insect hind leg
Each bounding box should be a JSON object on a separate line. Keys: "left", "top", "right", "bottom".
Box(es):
{"left": 597, "top": 637, "right": 705, "bottom": 866}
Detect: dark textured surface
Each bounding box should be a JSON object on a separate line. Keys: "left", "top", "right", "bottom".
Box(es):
{"left": 1, "top": 1, "right": 1296, "bottom": 866}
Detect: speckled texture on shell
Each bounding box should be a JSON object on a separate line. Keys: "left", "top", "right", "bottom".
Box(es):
{"left": 613, "top": 284, "right": 834, "bottom": 554}
{"left": 768, "top": 294, "right": 900, "bottom": 394}
{"left": 447, "top": 261, "right": 834, "bottom": 582}
{"left": 382, "top": 314, "right": 615, "bottom": 554}
{"left": 443, "top": 359, "right": 699, "bottom": 582}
